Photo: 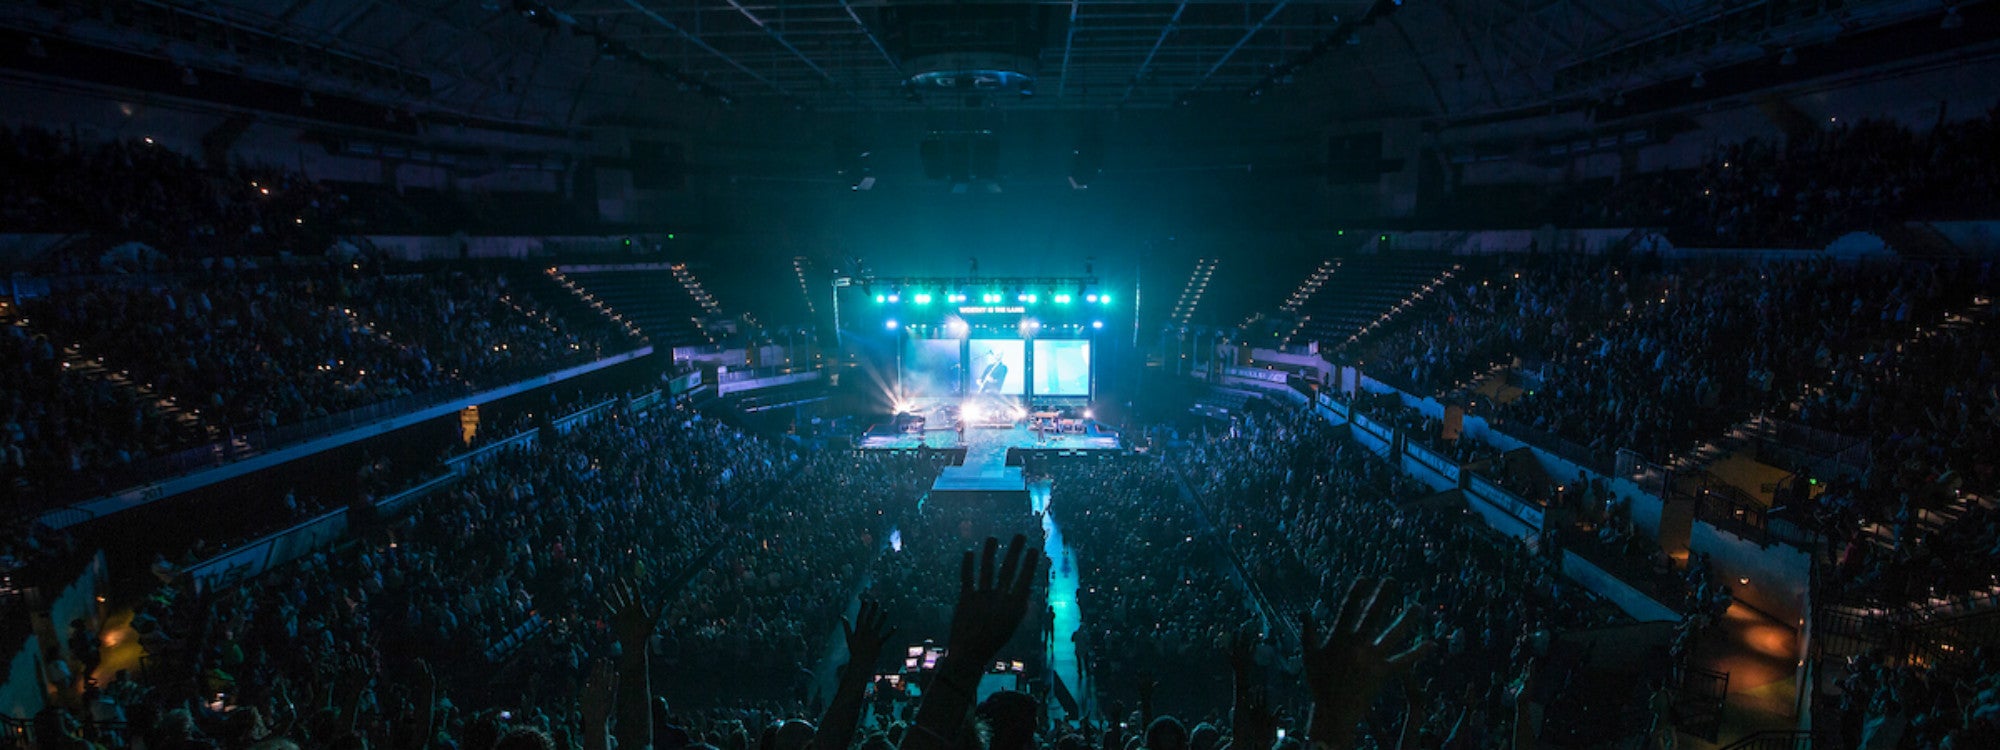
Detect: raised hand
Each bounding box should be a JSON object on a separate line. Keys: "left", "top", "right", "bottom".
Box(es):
{"left": 840, "top": 599, "right": 897, "bottom": 679}
{"left": 945, "top": 534, "right": 1044, "bottom": 668}
{"left": 1299, "top": 578, "right": 1434, "bottom": 750}
{"left": 1228, "top": 628, "right": 1277, "bottom": 750}
{"left": 1227, "top": 628, "right": 1258, "bottom": 677}
{"left": 905, "top": 535, "right": 1044, "bottom": 750}
{"left": 605, "top": 580, "right": 659, "bottom": 651}
{"left": 579, "top": 658, "right": 617, "bottom": 750}
{"left": 817, "top": 600, "right": 897, "bottom": 750}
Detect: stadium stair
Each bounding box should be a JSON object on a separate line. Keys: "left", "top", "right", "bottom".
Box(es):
{"left": 548, "top": 264, "right": 716, "bottom": 347}
{"left": 1280, "top": 255, "right": 1461, "bottom": 351}
{"left": 1876, "top": 223, "right": 1966, "bottom": 260}
{"left": 44, "top": 336, "right": 209, "bottom": 438}
{"left": 1169, "top": 257, "right": 1220, "bottom": 327}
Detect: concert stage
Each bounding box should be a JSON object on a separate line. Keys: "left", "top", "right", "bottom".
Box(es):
{"left": 859, "top": 420, "right": 1123, "bottom": 512}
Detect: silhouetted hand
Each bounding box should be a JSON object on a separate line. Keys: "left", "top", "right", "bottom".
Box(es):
{"left": 1300, "top": 578, "right": 1434, "bottom": 749}
{"left": 412, "top": 659, "right": 435, "bottom": 695}
{"left": 840, "top": 599, "right": 897, "bottom": 679}
{"left": 606, "top": 580, "right": 658, "bottom": 651}
{"left": 579, "top": 658, "right": 616, "bottom": 732}
{"left": 944, "top": 535, "right": 1043, "bottom": 671}
{"left": 1227, "top": 628, "right": 1258, "bottom": 677}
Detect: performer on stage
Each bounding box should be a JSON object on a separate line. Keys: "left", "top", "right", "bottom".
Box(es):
{"left": 976, "top": 349, "right": 1010, "bottom": 394}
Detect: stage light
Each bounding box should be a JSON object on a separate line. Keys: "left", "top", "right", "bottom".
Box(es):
{"left": 948, "top": 320, "right": 969, "bottom": 335}
{"left": 1019, "top": 293, "right": 1037, "bottom": 303}
{"left": 1086, "top": 294, "right": 1099, "bottom": 303}
{"left": 1092, "top": 320, "right": 1104, "bottom": 329}
{"left": 887, "top": 294, "right": 901, "bottom": 303}
{"left": 963, "top": 404, "right": 983, "bottom": 422}
{"left": 1083, "top": 409, "right": 1094, "bottom": 419}
{"left": 875, "top": 294, "right": 886, "bottom": 303}
{"left": 914, "top": 293, "right": 933, "bottom": 304}
{"left": 1054, "top": 294, "right": 1072, "bottom": 304}
{"left": 885, "top": 319, "right": 899, "bottom": 330}
{"left": 1098, "top": 294, "right": 1112, "bottom": 305}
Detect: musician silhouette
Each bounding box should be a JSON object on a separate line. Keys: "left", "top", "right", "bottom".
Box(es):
{"left": 976, "top": 350, "right": 1010, "bottom": 394}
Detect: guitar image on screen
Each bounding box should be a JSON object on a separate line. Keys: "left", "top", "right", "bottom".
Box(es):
{"left": 976, "top": 350, "right": 1010, "bottom": 394}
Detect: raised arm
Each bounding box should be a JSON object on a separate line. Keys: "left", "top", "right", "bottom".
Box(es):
{"left": 903, "top": 535, "right": 1044, "bottom": 750}
{"left": 579, "top": 658, "right": 617, "bottom": 750}
{"left": 1228, "top": 630, "right": 1276, "bottom": 750}
{"left": 608, "top": 580, "right": 660, "bottom": 750}
{"left": 1300, "top": 579, "right": 1434, "bottom": 750}
{"left": 815, "top": 599, "right": 897, "bottom": 750}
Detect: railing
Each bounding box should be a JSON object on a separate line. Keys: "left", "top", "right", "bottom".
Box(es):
{"left": 1163, "top": 450, "right": 1303, "bottom": 650}
{"left": 28, "top": 345, "right": 650, "bottom": 518}
{"left": 1715, "top": 730, "right": 1827, "bottom": 750}
{"left": 445, "top": 429, "right": 539, "bottom": 472}
{"left": 1484, "top": 416, "right": 1616, "bottom": 476}
{"left": 1403, "top": 439, "right": 1462, "bottom": 485}
{"left": 1465, "top": 471, "right": 1546, "bottom": 530}
{"left": 1906, "top": 608, "right": 2000, "bottom": 678}
{"left": 1672, "top": 663, "right": 1730, "bottom": 743}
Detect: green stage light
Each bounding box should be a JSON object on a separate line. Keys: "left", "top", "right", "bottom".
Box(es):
{"left": 875, "top": 294, "right": 886, "bottom": 303}
{"left": 1098, "top": 294, "right": 1112, "bottom": 305}
{"left": 914, "top": 293, "right": 933, "bottom": 304}
{"left": 1020, "top": 293, "right": 1038, "bottom": 303}
{"left": 1054, "top": 294, "right": 1072, "bottom": 304}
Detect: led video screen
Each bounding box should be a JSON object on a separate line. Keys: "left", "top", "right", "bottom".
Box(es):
{"left": 1033, "top": 340, "right": 1091, "bottom": 396}
{"left": 967, "top": 339, "right": 1025, "bottom": 395}
{"left": 903, "top": 339, "right": 964, "bottom": 397}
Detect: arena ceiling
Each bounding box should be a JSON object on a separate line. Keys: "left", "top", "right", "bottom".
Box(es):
{"left": 6, "top": 0, "right": 1976, "bottom": 128}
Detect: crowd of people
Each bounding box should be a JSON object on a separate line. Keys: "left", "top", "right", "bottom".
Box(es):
{"left": 68, "top": 403, "right": 777, "bottom": 746}
{"left": 0, "top": 126, "right": 345, "bottom": 259}
{"left": 1177, "top": 410, "right": 1629, "bottom": 746}
{"left": 1353, "top": 255, "right": 1967, "bottom": 463}
{"left": 1834, "top": 648, "right": 2000, "bottom": 750}
{"left": 1796, "top": 263, "right": 2000, "bottom": 607}
{"left": 2, "top": 261, "right": 636, "bottom": 506}
{"left": 1046, "top": 457, "right": 1252, "bottom": 716}
{"left": 1555, "top": 110, "right": 2000, "bottom": 248}
{"left": 664, "top": 451, "right": 945, "bottom": 703}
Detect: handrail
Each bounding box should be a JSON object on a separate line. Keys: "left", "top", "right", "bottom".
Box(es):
{"left": 1715, "top": 730, "right": 1826, "bottom": 750}
{"left": 1162, "top": 447, "right": 1303, "bottom": 649}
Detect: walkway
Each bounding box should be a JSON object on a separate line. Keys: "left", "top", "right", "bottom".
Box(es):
{"left": 1033, "top": 480, "right": 1088, "bottom": 721}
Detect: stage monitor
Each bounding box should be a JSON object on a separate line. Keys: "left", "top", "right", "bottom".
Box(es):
{"left": 904, "top": 339, "right": 964, "bottom": 398}
{"left": 1032, "top": 340, "right": 1091, "bottom": 396}
{"left": 968, "top": 339, "right": 1024, "bottom": 395}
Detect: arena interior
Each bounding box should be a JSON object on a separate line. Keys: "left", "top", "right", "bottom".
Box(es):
{"left": 4, "top": 1, "right": 2000, "bottom": 749}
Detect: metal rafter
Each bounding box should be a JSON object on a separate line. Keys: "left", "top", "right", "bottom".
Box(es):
{"left": 719, "top": 0, "right": 837, "bottom": 85}
{"left": 1194, "top": 0, "right": 1293, "bottom": 90}
{"left": 1057, "top": 0, "right": 1081, "bottom": 97}
{"left": 1121, "top": 0, "right": 1189, "bottom": 101}
{"left": 617, "top": 0, "right": 787, "bottom": 95}
{"left": 838, "top": 0, "right": 901, "bottom": 76}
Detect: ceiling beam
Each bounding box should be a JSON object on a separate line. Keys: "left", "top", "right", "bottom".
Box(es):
{"left": 719, "top": 0, "right": 837, "bottom": 85}
{"left": 1193, "top": 0, "right": 1292, "bottom": 90}
{"left": 1120, "top": 0, "right": 1188, "bottom": 101}
{"left": 1057, "top": 0, "right": 1080, "bottom": 97}
{"left": 617, "top": 0, "right": 787, "bottom": 95}
{"left": 839, "top": 0, "right": 902, "bottom": 76}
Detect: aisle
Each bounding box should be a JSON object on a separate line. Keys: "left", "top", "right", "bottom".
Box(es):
{"left": 1033, "top": 480, "right": 1089, "bottom": 720}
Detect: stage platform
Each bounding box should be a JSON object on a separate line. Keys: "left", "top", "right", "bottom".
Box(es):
{"left": 858, "top": 421, "right": 1123, "bottom": 512}
{"left": 855, "top": 422, "right": 1123, "bottom": 453}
